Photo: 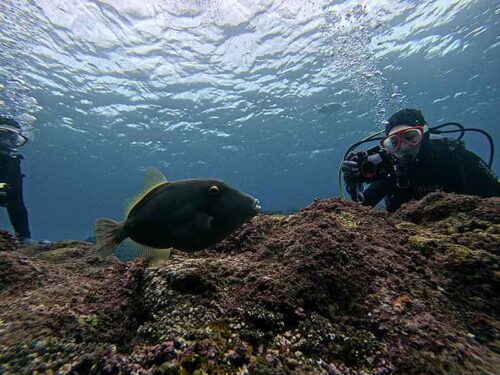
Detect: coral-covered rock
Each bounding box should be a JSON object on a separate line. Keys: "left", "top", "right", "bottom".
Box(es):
{"left": 0, "top": 193, "right": 498, "bottom": 374}
{"left": 0, "top": 229, "right": 17, "bottom": 253}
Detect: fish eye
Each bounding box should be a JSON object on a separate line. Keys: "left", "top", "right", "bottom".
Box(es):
{"left": 209, "top": 185, "right": 220, "bottom": 195}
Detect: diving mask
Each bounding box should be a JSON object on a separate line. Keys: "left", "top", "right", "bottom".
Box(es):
{"left": 0, "top": 124, "right": 28, "bottom": 148}
{"left": 380, "top": 125, "right": 424, "bottom": 153}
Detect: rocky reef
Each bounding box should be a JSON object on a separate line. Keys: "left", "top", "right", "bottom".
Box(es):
{"left": 0, "top": 192, "right": 498, "bottom": 374}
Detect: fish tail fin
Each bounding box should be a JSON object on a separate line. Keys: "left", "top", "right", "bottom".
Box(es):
{"left": 95, "top": 218, "right": 126, "bottom": 259}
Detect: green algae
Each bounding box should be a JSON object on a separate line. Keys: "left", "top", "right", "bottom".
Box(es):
{"left": 407, "top": 234, "right": 438, "bottom": 250}
{"left": 39, "top": 247, "right": 80, "bottom": 259}
{"left": 78, "top": 314, "right": 100, "bottom": 328}
{"left": 444, "top": 244, "right": 479, "bottom": 261}
{"left": 336, "top": 211, "right": 360, "bottom": 230}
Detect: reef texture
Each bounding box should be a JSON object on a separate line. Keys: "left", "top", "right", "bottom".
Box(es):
{"left": 0, "top": 192, "right": 498, "bottom": 374}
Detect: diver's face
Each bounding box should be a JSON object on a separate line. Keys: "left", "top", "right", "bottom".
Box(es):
{"left": 385, "top": 125, "right": 423, "bottom": 160}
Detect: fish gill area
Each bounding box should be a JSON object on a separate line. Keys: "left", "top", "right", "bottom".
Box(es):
{"left": 0, "top": 192, "right": 498, "bottom": 374}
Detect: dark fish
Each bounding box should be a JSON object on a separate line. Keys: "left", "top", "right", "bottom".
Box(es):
{"left": 95, "top": 168, "right": 261, "bottom": 260}
{"left": 318, "top": 102, "right": 344, "bottom": 117}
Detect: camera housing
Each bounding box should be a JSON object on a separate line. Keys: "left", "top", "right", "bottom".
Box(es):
{"left": 352, "top": 146, "right": 394, "bottom": 183}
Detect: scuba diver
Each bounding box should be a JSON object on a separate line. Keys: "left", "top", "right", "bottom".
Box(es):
{"left": 0, "top": 115, "right": 33, "bottom": 245}
{"left": 340, "top": 108, "right": 500, "bottom": 212}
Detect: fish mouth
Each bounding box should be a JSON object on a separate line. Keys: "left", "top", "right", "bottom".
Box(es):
{"left": 252, "top": 199, "right": 262, "bottom": 212}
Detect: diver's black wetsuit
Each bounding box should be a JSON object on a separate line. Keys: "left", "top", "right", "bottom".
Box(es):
{"left": 0, "top": 153, "right": 31, "bottom": 239}
{"left": 360, "top": 138, "right": 500, "bottom": 212}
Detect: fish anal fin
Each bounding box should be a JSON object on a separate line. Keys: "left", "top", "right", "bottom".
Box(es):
{"left": 150, "top": 248, "right": 172, "bottom": 266}
{"left": 126, "top": 239, "right": 172, "bottom": 263}
{"left": 123, "top": 167, "right": 168, "bottom": 219}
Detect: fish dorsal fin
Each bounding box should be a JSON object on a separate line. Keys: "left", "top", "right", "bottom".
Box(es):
{"left": 123, "top": 167, "right": 168, "bottom": 219}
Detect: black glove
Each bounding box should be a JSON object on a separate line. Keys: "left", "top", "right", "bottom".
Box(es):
{"left": 342, "top": 151, "right": 362, "bottom": 178}
{"left": 341, "top": 153, "right": 362, "bottom": 200}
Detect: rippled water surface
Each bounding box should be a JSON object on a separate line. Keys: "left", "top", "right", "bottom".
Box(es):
{"left": 1, "top": 0, "right": 499, "bottom": 240}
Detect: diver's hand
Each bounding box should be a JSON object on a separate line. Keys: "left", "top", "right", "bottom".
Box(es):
{"left": 341, "top": 152, "right": 361, "bottom": 181}
{"left": 341, "top": 153, "right": 363, "bottom": 200}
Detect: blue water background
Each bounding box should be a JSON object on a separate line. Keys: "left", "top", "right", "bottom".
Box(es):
{"left": 1, "top": 0, "right": 499, "bottom": 241}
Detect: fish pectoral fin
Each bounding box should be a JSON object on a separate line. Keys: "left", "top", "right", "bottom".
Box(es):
{"left": 195, "top": 213, "right": 215, "bottom": 233}
{"left": 207, "top": 215, "right": 215, "bottom": 230}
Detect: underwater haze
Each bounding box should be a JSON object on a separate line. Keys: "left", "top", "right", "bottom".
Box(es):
{"left": 0, "top": 0, "right": 499, "bottom": 242}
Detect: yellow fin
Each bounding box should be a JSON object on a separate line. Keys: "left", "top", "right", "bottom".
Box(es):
{"left": 122, "top": 238, "right": 172, "bottom": 263}
{"left": 95, "top": 218, "right": 125, "bottom": 259}
{"left": 123, "top": 167, "right": 168, "bottom": 219}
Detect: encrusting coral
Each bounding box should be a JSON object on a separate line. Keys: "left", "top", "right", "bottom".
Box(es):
{"left": 0, "top": 192, "right": 498, "bottom": 374}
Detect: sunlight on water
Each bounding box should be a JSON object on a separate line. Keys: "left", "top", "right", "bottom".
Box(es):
{"left": 2, "top": 0, "right": 490, "bottom": 139}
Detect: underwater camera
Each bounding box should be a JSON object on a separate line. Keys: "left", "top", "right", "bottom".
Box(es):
{"left": 350, "top": 146, "right": 394, "bottom": 183}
